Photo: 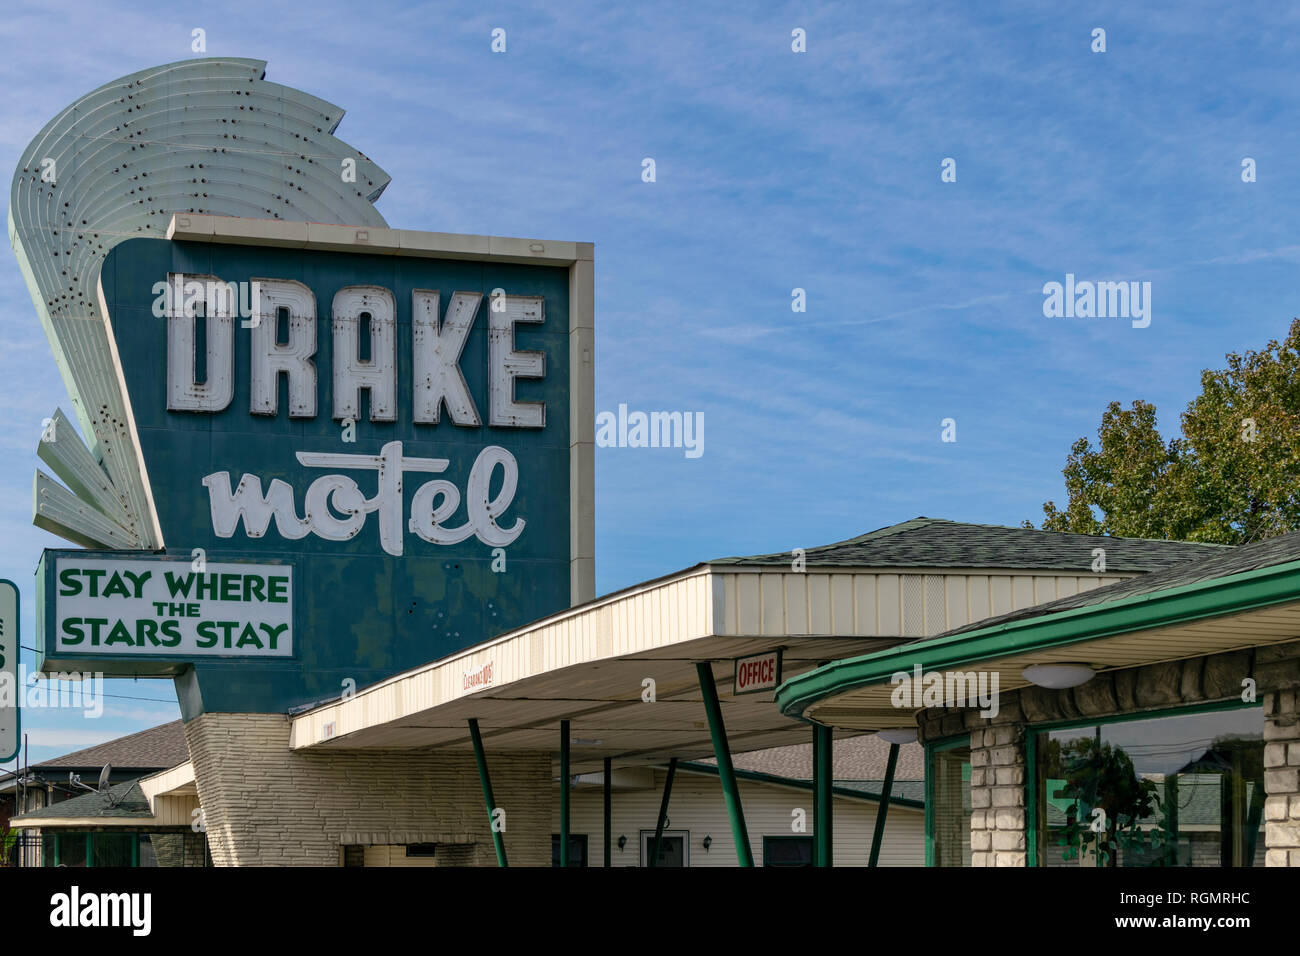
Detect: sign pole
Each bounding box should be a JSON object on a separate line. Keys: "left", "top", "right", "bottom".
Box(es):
{"left": 603, "top": 756, "right": 612, "bottom": 868}
{"left": 649, "top": 757, "right": 676, "bottom": 868}
{"left": 696, "top": 662, "right": 753, "bottom": 867}
{"left": 814, "top": 722, "right": 833, "bottom": 867}
{"left": 559, "top": 719, "right": 570, "bottom": 867}
{"left": 467, "top": 719, "right": 507, "bottom": 867}
{"left": 869, "top": 743, "right": 900, "bottom": 867}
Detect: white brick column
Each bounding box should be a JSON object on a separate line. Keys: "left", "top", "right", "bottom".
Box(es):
{"left": 1265, "top": 689, "right": 1300, "bottom": 867}
{"left": 969, "top": 724, "right": 1026, "bottom": 867}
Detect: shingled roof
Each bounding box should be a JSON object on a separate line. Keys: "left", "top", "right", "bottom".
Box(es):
{"left": 695, "top": 735, "right": 927, "bottom": 802}
{"left": 13, "top": 778, "right": 153, "bottom": 821}
{"left": 940, "top": 528, "right": 1300, "bottom": 637}
{"left": 15, "top": 721, "right": 187, "bottom": 773}
{"left": 725, "top": 734, "right": 924, "bottom": 781}
{"left": 710, "top": 517, "right": 1227, "bottom": 573}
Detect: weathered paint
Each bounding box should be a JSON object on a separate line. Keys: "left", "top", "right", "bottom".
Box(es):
{"left": 33, "top": 472, "right": 139, "bottom": 550}
{"left": 33, "top": 235, "right": 574, "bottom": 714}
{"left": 35, "top": 408, "right": 136, "bottom": 534}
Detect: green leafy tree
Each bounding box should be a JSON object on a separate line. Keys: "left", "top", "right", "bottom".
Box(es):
{"left": 1055, "top": 737, "right": 1167, "bottom": 867}
{"left": 1032, "top": 319, "right": 1300, "bottom": 543}
{"left": 0, "top": 821, "right": 16, "bottom": 867}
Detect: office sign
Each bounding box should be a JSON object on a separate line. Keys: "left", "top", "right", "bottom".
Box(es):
{"left": 734, "top": 649, "right": 783, "bottom": 695}
{"left": 49, "top": 557, "right": 291, "bottom": 660}
{"left": 0, "top": 581, "right": 18, "bottom": 762}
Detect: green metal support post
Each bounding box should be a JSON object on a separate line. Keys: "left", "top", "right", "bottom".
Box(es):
{"left": 649, "top": 757, "right": 677, "bottom": 868}
{"left": 560, "top": 719, "right": 570, "bottom": 867}
{"left": 603, "top": 756, "right": 612, "bottom": 868}
{"left": 468, "top": 718, "right": 508, "bottom": 867}
{"left": 868, "top": 743, "right": 900, "bottom": 867}
{"left": 696, "top": 661, "right": 754, "bottom": 867}
{"left": 814, "top": 723, "right": 833, "bottom": 867}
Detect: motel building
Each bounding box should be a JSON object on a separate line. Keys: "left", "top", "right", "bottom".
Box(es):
{"left": 7, "top": 718, "right": 927, "bottom": 868}
{"left": 551, "top": 735, "right": 928, "bottom": 867}
{"left": 6, "top": 57, "right": 1300, "bottom": 869}
{"left": 10, "top": 513, "right": 1245, "bottom": 868}
{"left": 0, "top": 722, "right": 201, "bottom": 867}
{"left": 776, "top": 532, "right": 1300, "bottom": 867}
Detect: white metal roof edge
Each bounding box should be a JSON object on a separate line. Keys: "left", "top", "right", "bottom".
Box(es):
{"left": 167, "top": 213, "right": 595, "bottom": 266}
{"left": 138, "top": 761, "right": 196, "bottom": 812}
{"left": 288, "top": 564, "right": 716, "bottom": 749}
{"left": 286, "top": 559, "right": 1141, "bottom": 750}
{"left": 9, "top": 815, "right": 158, "bottom": 830}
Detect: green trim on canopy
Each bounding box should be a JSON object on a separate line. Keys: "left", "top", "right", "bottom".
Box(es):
{"left": 775, "top": 556, "right": 1300, "bottom": 723}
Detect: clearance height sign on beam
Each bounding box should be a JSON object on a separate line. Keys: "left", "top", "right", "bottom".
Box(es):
{"left": 45, "top": 557, "right": 291, "bottom": 666}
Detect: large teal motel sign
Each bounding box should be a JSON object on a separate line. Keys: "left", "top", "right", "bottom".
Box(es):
{"left": 12, "top": 60, "right": 593, "bottom": 716}
{"left": 34, "top": 220, "right": 594, "bottom": 715}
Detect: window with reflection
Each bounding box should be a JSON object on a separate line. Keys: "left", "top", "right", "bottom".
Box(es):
{"left": 1033, "top": 705, "right": 1264, "bottom": 867}
{"left": 930, "top": 742, "right": 972, "bottom": 866}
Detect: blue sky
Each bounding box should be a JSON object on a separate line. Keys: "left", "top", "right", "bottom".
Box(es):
{"left": 4, "top": 0, "right": 1300, "bottom": 764}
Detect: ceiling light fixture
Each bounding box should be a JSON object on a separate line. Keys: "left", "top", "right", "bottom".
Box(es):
{"left": 1022, "top": 663, "right": 1096, "bottom": 689}
{"left": 876, "top": 728, "right": 918, "bottom": 745}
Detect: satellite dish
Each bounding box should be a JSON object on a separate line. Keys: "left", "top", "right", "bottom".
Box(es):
{"left": 69, "top": 766, "right": 115, "bottom": 803}
{"left": 97, "top": 764, "right": 122, "bottom": 808}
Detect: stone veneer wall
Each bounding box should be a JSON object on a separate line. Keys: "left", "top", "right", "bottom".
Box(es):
{"left": 149, "top": 831, "right": 207, "bottom": 867}
{"left": 969, "top": 723, "right": 1026, "bottom": 866}
{"left": 1264, "top": 686, "right": 1300, "bottom": 866}
{"left": 916, "top": 639, "right": 1300, "bottom": 867}
{"left": 184, "top": 713, "right": 552, "bottom": 866}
